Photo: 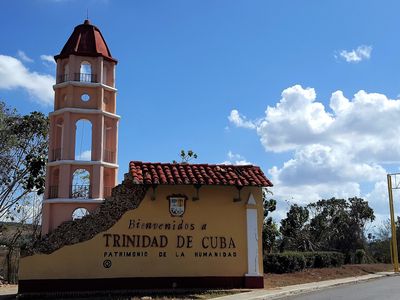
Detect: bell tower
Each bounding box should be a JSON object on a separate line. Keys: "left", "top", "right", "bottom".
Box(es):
{"left": 42, "top": 20, "right": 119, "bottom": 234}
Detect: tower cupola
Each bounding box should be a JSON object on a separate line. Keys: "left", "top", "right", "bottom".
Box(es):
{"left": 55, "top": 19, "right": 117, "bottom": 63}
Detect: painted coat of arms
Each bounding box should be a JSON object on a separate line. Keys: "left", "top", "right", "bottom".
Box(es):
{"left": 168, "top": 195, "right": 187, "bottom": 217}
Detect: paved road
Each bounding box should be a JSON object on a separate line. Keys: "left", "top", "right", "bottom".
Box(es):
{"left": 281, "top": 276, "right": 400, "bottom": 300}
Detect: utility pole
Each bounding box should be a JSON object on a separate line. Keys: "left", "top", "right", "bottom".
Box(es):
{"left": 387, "top": 173, "right": 399, "bottom": 272}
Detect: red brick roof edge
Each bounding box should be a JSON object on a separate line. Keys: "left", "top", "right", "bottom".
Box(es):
{"left": 129, "top": 161, "right": 273, "bottom": 187}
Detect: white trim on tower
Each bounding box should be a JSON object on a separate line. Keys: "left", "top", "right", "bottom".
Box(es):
{"left": 47, "top": 160, "right": 118, "bottom": 168}
{"left": 43, "top": 198, "right": 105, "bottom": 204}
{"left": 49, "top": 108, "right": 120, "bottom": 120}
{"left": 53, "top": 81, "right": 117, "bottom": 92}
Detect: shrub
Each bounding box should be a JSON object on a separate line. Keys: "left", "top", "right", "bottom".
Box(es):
{"left": 355, "top": 249, "right": 366, "bottom": 264}
{"left": 344, "top": 252, "right": 353, "bottom": 264}
{"left": 264, "top": 251, "right": 344, "bottom": 273}
{"left": 313, "top": 252, "right": 344, "bottom": 268}
{"left": 263, "top": 252, "right": 306, "bottom": 273}
{"left": 328, "top": 251, "right": 345, "bottom": 267}
{"left": 303, "top": 252, "right": 316, "bottom": 268}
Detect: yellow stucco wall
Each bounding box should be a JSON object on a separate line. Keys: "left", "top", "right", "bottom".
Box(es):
{"left": 20, "top": 185, "right": 264, "bottom": 280}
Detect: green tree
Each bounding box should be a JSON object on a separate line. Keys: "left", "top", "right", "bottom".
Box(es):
{"left": 307, "top": 198, "right": 349, "bottom": 251}
{"left": 262, "top": 190, "right": 279, "bottom": 253}
{"left": 280, "top": 204, "right": 312, "bottom": 251}
{"left": 263, "top": 217, "right": 280, "bottom": 254}
{"left": 0, "top": 101, "right": 47, "bottom": 283}
{"left": 307, "top": 197, "right": 375, "bottom": 256}
{"left": 368, "top": 218, "right": 399, "bottom": 263}
{"left": 348, "top": 197, "right": 375, "bottom": 249}
{"left": 0, "top": 193, "right": 42, "bottom": 283}
{"left": 0, "top": 101, "right": 48, "bottom": 220}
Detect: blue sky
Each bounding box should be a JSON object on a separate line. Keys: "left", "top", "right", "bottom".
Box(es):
{"left": 1, "top": 0, "right": 400, "bottom": 225}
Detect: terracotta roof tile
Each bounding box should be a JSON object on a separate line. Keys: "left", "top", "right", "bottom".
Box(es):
{"left": 129, "top": 161, "right": 273, "bottom": 187}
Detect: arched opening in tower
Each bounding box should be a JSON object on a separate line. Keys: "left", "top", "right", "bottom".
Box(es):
{"left": 72, "top": 207, "right": 90, "bottom": 220}
{"left": 79, "top": 61, "right": 93, "bottom": 82}
{"left": 71, "top": 169, "right": 91, "bottom": 199}
{"left": 75, "top": 119, "right": 92, "bottom": 161}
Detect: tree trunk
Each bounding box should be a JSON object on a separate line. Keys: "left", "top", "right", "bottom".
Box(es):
{"left": 6, "top": 248, "right": 12, "bottom": 283}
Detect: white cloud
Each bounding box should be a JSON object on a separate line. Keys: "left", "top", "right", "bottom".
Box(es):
{"left": 222, "top": 151, "right": 252, "bottom": 165}
{"left": 365, "top": 180, "right": 390, "bottom": 212}
{"left": 40, "top": 54, "right": 56, "bottom": 65}
{"left": 256, "top": 85, "right": 334, "bottom": 152}
{"left": 77, "top": 150, "right": 91, "bottom": 161}
{"left": 228, "top": 109, "right": 256, "bottom": 129}
{"left": 228, "top": 84, "right": 400, "bottom": 218}
{"left": 17, "top": 50, "right": 33, "bottom": 63}
{"left": 270, "top": 181, "right": 362, "bottom": 207}
{"left": 339, "top": 45, "right": 372, "bottom": 63}
{"left": 0, "top": 54, "right": 55, "bottom": 105}
{"left": 269, "top": 144, "right": 386, "bottom": 187}
{"left": 232, "top": 85, "right": 400, "bottom": 163}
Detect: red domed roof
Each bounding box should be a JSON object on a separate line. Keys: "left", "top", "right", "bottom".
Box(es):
{"left": 54, "top": 19, "right": 117, "bottom": 63}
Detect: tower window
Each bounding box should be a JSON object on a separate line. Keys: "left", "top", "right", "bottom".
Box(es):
{"left": 80, "top": 62, "right": 91, "bottom": 74}
{"left": 79, "top": 62, "right": 95, "bottom": 82}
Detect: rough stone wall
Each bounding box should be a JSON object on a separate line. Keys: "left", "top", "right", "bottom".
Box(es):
{"left": 23, "top": 176, "right": 148, "bottom": 256}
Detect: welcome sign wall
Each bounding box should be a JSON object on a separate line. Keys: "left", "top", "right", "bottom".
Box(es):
{"left": 19, "top": 185, "right": 265, "bottom": 292}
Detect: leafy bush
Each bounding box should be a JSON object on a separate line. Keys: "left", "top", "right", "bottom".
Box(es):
{"left": 264, "top": 251, "right": 344, "bottom": 273}
{"left": 303, "top": 252, "right": 316, "bottom": 268}
{"left": 263, "top": 252, "right": 305, "bottom": 273}
{"left": 314, "top": 252, "right": 344, "bottom": 268}
{"left": 355, "top": 249, "right": 366, "bottom": 264}
{"left": 328, "top": 252, "right": 345, "bottom": 267}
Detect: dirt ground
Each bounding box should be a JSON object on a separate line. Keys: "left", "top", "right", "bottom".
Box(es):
{"left": 264, "top": 263, "right": 393, "bottom": 289}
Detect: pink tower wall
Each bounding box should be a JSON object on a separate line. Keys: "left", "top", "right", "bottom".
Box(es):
{"left": 42, "top": 54, "right": 119, "bottom": 235}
